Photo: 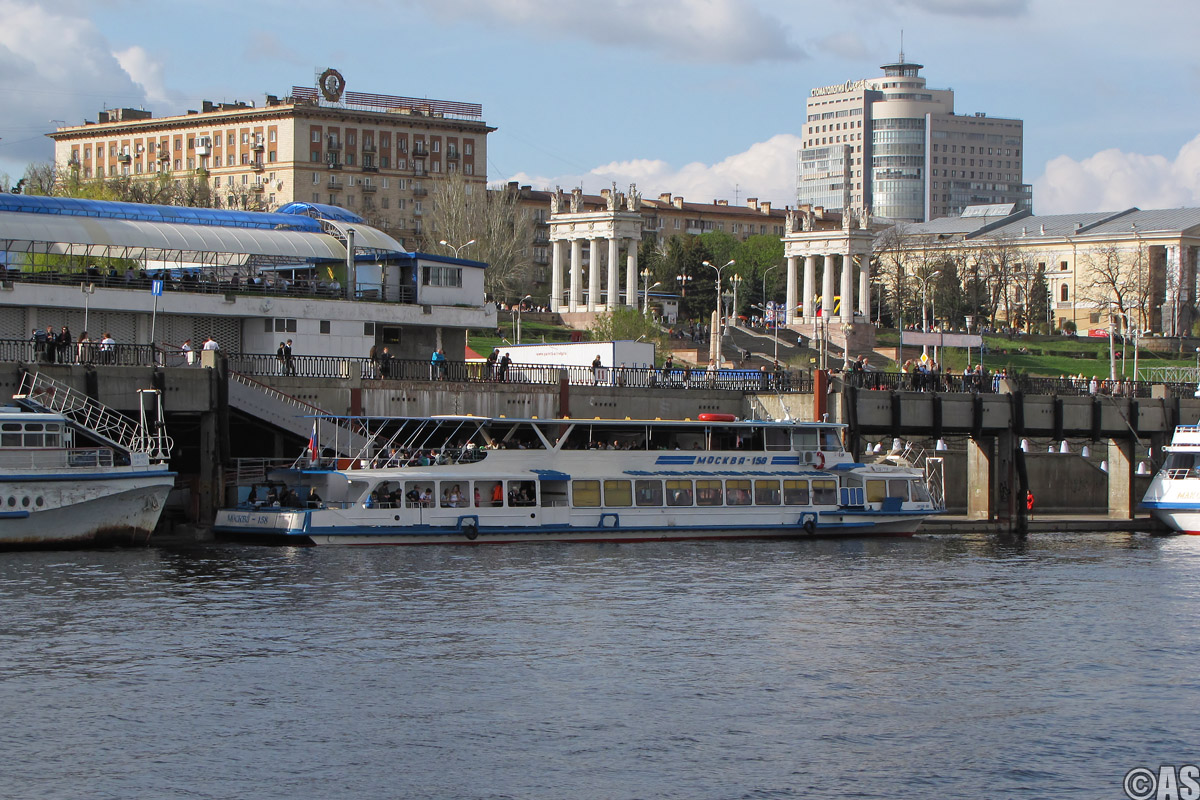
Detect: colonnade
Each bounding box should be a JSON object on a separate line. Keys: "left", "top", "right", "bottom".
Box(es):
{"left": 549, "top": 235, "right": 640, "bottom": 313}
{"left": 783, "top": 252, "right": 871, "bottom": 325}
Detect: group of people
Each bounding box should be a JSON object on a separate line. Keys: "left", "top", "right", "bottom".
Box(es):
{"left": 484, "top": 348, "right": 513, "bottom": 381}
{"left": 276, "top": 340, "right": 296, "bottom": 376}
{"left": 31, "top": 326, "right": 116, "bottom": 365}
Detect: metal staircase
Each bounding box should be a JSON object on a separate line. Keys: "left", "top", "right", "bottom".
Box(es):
{"left": 228, "top": 371, "right": 369, "bottom": 457}
{"left": 14, "top": 371, "right": 173, "bottom": 461}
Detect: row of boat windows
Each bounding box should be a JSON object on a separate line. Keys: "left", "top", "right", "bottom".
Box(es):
{"left": 365, "top": 477, "right": 918, "bottom": 509}
{"left": 0, "top": 421, "right": 64, "bottom": 449}
{"left": 6, "top": 495, "right": 44, "bottom": 508}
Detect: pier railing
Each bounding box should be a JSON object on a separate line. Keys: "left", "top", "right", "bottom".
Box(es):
{"left": 4, "top": 336, "right": 1197, "bottom": 397}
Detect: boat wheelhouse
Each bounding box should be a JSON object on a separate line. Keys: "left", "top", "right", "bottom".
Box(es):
{"left": 214, "top": 414, "right": 941, "bottom": 545}
{"left": 1141, "top": 424, "right": 1200, "bottom": 534}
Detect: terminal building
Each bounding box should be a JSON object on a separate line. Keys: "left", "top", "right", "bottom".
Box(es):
{"left": 46, "top": 69, "right": 493, "bottom": 251}
{"left": 797, "top": 55, "right": 1031, "bottom": 222}
{"left": 0, "top": 194, "right": 491, "bottom": 361}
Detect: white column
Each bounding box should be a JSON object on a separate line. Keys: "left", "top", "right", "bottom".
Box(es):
{"left": 587, "top": 238, "right": 601, "bottom": 312}
{"left": 840, "top": 252, "right": 854, "bottom": 323}
{"left": 606, "top": 237, "right": 620, "bottom": 311}
{"left": 858, "top": 253, "right": 870, "bottom": 319}
{"left": 802, "top": 255, "right": 817, "bottom": 321}
{"left": 569, "top": 238, "right": 583, "bottom": 312}
{"left": 625, "top": 238, "right": 638, "bottom": 308}
{"left": 785, "top": 255, "right": 799, "bottom": 325}
{"left": 550, "top": 239, "right": 565, "bottom": 312}
{"left": 821, "top": 255, "right": 835, "bottom": 320}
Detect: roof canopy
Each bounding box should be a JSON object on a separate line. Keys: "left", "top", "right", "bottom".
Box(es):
{"left": 0, "top": 194, "right": 323, "bottom": 232}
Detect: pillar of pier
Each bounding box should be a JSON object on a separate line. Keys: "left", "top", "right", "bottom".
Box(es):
{"left": 1107, "top": 437, "right": 1135, "bottom": 520}
{"left": 967, "top": 435, "right": 993, "bottom": 520}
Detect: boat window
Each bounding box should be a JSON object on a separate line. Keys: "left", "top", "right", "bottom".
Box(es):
{"left": 887, "top": 480, "right": 910, "bottom": 501}
{"left": 0, "top": 423, "right": 20, "bottom": 432}
{"left": 507, "top": 480, "right": 537, "bottom": 507}
{"left": 866, "top": 480, "right": 887, "bottom": 503}
{"left": 540, "top": 481, "right": 569, "bottom": 507}
{"left": 754, "top": 479, "right": 780, "bottom": 505}
{"left": 696, "top": 479, "right": 723, "bottom": 506}
{"left": 477, "top": 480, "right": 504, "bottom": 507}
{"left": 603, "top": 480, "right": 632, "bottom": 507}
{"left": 402, "top": 481, "right": 436, "bottom": 508}
{"left": 725, "top": 479, "right": 752, "bottom": 506}
{"left": 792, "top": 429, "right": 818, "bottom": 451}
{"left": 820, "top": 429, "right": 842, "bottom": 451}
{"left": 572, "top": 480, "right": 600, "bottom": 507}
{"left": 910, "top": 480, "right": 932, "bottom": 503}
{"left": 45, "top": 423, "right": 60, "bottom": 433}
{"left": 765, "top": 428, "right": 791, "bottom": 451}
{"left": 665, "top": 479, "right": 693, "bottom": 506}
{"left": 45, "top": 434, "right": 61, "bottom": 448}
{"left": 439, "top": 482, "right": 469, "bottom": 508}
{"left": 812, "top": 479, "right": 838, "bottom": 505}
{"left": 783, "top": 479, "right": 810, "bottom": 505}
{"left": 23, "top": 433, "right": 44, "bottom": 448}
{"left": 635, "top": 479, "right": 663, "bottom": 506}
{"left": 1, "top": 433, "right": 20, "bottom": 447}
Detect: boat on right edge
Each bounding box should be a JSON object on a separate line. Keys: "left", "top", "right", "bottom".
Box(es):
{"left": 1141, "top": 423, "right": 1200, "bottom": 533}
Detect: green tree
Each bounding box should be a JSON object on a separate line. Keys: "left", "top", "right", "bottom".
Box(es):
{"left": 661, "top": 235, "right": 713, "bottom": 322}
{"left": 588, "top": 307, "right": 668, "bottom": 361}
{"left": 1028, "top": 264, "right": 1051, "bottom": 333}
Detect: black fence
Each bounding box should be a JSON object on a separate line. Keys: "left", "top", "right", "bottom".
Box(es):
{"left": 7, "top": 337, "right": 1195, "bottom": 398}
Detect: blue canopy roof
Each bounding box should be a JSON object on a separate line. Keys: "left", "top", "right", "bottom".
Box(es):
{"left": 0, "top": 194, "right": 323, "bottom": 232}
{"left": 275, "top": 202, "right": 365, "bottom": 224}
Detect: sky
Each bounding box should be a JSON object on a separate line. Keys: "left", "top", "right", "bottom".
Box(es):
{"left": 3, "top": 0, "right": 1200, "bottom": 215}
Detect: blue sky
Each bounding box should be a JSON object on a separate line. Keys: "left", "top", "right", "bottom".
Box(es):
{"left": 3, "top": 0, "right": 1200, "bottom": 214}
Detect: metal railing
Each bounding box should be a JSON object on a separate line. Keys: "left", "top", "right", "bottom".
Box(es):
{"left": 849, "top": 370, "right": 1191, "bottom": 398}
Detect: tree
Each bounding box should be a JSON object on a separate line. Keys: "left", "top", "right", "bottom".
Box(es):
{"left": 660, "top": 235, "right": 713, "bottom": 322}
{"left": 1028, "top": 264, "right": 1051, "bottom": 333}
{"left": 427, "top": 173, "right": 533, "bottom": 303}
{"left": 588, "top": 307, "right": 668, "bottom": 361}
{"left": 1077, "top": 243, "right": 1148, "bottom": 335}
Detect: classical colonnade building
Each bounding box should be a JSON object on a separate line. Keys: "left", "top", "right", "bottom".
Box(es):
{"left": 783, "top": 208, "right": 875, "bottom": 332}
{"left": 547, "top": 186, "right": 642, "bottom": 314}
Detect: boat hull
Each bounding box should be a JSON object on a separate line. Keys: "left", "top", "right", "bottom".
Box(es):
{"left": 0, "top": 471, "right": 175, "bottom": 549}
{"left": 214, "top": 508, "right": 929, "bottom": 546}
{"left": 1142, "top": 505, "right": 1200, "bottom": 535}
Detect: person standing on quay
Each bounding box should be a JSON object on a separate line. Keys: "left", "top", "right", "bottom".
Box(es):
{"left": 284, "top": 339, "right": 296, "bottom": 376}
{"left": 180, "top": 338, "right": 194, "bottom": 366}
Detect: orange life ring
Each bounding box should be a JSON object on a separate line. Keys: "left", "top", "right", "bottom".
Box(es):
{"left": 698, "top": 413, "right": 738, "bottom": 422}
{"left": 1026, "top": 491, "right": 1035, "bottom": 511}
{"left": 814, "top": 452, "right": 826, "bottom": 469}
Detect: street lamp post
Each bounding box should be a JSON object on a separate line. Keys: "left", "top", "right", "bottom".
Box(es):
{"left": 729, "top": 274, "right": 743, "bottom": 330}
{"left": 702, "top": 259, "right": 735, "bottom": 368}
{"left": 915, "top": 270, "right": 942, "bottom": 360}
{"left": 439, "top": 239, "right": 476, "bottom": 259}
{"left": 640, "top": 268, "right": 661, "bottom": 316}
{"left": 515, "top": 294, "right": 532, "bottom": 344}
{"left": 761, "top": 264, "right": 779, "bottom": 311}
{"left": 81, "top": 281, "right": 95, "bottom": 335}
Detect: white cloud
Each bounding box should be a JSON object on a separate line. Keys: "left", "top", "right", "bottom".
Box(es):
{"left": 409, "top": 0, "right": 803, "bottom": 62}
{"left": 1034, "top": 135, "right": 1200, "bottom": 214}
{"left": 896, "top": 0, "right": 1028, "bottom": 17}
{"left": 114, "top": 45, "right": 174, "bottom": 107}
{"left": 0, "top": 1, "right": 150, "bottom": 173}
{"left": 505, "top": 134, "right": 803, "bottom": 209}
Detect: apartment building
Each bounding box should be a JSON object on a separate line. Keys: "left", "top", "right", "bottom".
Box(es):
{"left": 797, "top": 55, "right": 1031, "bottom": 222}
{"left": 47, "top": 70, "right": 493, "bottom": 250}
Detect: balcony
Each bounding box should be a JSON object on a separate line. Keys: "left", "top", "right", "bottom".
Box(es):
{"left": 361, "top": 143, "right": 376, "bottom": 153}
{"left": 328, "top": 178, "right": 342, "bottom": 189}
{"left": 361, "top": 164, "right": 378, "bottom": 173}
{"left": 250, "top": 183, "right": 265, "bottom": 192}
{"left": 252, "top": 139, "right": 264, "bottom": 151}
{"left": 157, "top": 151, "right": 171, "bottom": 162}
{"left": 412, "top": 144, "right": 428, "bottom": 157}
{"left": 117, "top": 154, "right": 131, "bottom": 164}
{"left": 360, "top": 183, "right": 377, "bottom": 193}
{"left": 446, "top": 149, "right": 459, "bottom": 160}
{"left": 326, "top": 161, "right": 342, "bottom": 170}
{"left": 326, "top": 139, "right": 342, "bottom": 151}
{"left": 412, "top": 186, "right": 428, "bottom": 197}
{"left": 250, "top": 161, "right": 265, "bottom": 172}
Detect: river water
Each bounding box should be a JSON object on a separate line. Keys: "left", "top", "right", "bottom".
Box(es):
{"left": 1, "top": 532, "right": 1198, "bottom": 799}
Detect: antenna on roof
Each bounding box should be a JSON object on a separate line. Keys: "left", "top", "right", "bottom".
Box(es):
{"left": 899, "top": 29, "right": 904, "bottom": 62}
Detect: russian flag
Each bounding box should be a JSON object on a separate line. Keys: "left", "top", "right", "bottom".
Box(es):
{"left": 308, "top": 422, "right": 318, "bottom": 464}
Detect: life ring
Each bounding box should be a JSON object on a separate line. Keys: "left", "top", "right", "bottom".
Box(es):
{"left": 1025, "top": 491, "right": 1035, "bottom": 511}
{"left": 462, "top": 519, "right": 479, "bottom": 541}
{"left": 814, "top": 452, "right": 826, "bottom": 469}
{"left": 802, "top": 514, "right": 817, "bottom": 535}
{"left": 698, "top": 413, "right": 738, "bottom": 422}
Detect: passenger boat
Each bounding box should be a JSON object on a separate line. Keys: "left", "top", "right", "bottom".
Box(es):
{"left": 1141, "top": 423, "right": 1200, "bottom": 533}
{"left": 0, "top": 372, "right": 175, "bottom": 548}
{"left": 214, "top": 414, "right": 941, "bottom": 545}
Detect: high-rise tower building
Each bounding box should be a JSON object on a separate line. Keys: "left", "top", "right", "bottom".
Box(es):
{"left": 796, "top": 56, "right": 1030, "bottom": 222}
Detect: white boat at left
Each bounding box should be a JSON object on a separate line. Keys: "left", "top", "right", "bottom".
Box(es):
{"left": 0, "top": 372, "right": 175, "bottom": 548}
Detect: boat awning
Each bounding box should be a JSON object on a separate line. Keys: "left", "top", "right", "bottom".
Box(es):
{"left": 0, "top": 210, "right": 347, "bottom": 264}
{"left": 531, "top": 469, "right": 571, "bottom": 481}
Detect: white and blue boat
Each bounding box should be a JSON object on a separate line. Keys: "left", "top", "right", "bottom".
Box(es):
{"left": 214, "top": 413, "right": 941, "bottom": 545}
{"left": 1141, "top": 423, "right": 1200, "bottom": 534}
{"left": 0, "top": 372, "right": 175, "bottom": 548}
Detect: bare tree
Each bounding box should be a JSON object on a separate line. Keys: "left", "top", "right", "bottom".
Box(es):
{"left": 428, "top": 173, "right": 533, "bottom": 302}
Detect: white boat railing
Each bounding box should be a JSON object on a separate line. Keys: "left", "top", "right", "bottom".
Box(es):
{"left": 0, "top": 447, "right": 116, "bottom": 469}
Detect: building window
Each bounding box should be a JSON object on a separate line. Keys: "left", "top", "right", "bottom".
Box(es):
{"left": 1060, "top": 284, "right": 1069, "bottom": 302}
{"left": 268, "top": 151, "right": 276, "bottom": 162}
{"left": 364, "top": 322, "right": 375, "bottom": 336}
{"left": 269, "top": 130, "right": 277, "bottom": 143}
{"left": 465, "top": 142, "right": 473, "bottom": 155}
{"left": 1060, "top": 261, "right": 1069, "bottom": 271}
{"left": 320, "top": 320, "right": 331, "bottom": 334}
{"left": 422, "top": 265, "right": 463, "bottom": 287}
{"left": 311, "top": 150, "right": 321, "bottom": 162}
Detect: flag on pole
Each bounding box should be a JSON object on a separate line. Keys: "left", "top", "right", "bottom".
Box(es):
{"left": 308, "top": 421, "right": 318, "bottom": 465}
